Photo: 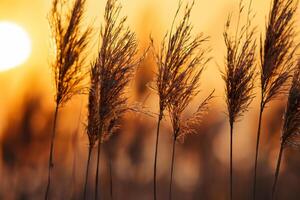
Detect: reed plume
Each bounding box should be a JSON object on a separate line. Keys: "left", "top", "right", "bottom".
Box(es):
{"left": 271, "top": 61, "right": 299, "bottom": 199}
{"left": 150, "top": 1, "right": 210, "bottom": 199}
{"left": 93, "top": 0, "right": 139, "bottom": 199}
{"left": 46, "top": 0, "right": 91, "bottom": 199}
{"left": 83, "top": 63, "right": 100, "bottom": 200}
{"left": 253, "top": 0, "right": 297, "bottom": 198}
{"left": 168, "top": 90, "right": 213, "bottom": 200}
{"left": 222, "top": 1, "right": 256, "bottom": 199}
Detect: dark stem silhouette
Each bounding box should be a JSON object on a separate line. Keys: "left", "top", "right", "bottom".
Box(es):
{"left": 271, "top": 144, "right": 284, "bottom": 200}
{"left": 84, "top": 146, "right": 93, "bottom": 200}
{"left": 154, "top": 112, "right": 163, "bottom": 200}
{"left": 169, "top": 137, "right": 176, "bottom": 200}
{"left": 109, "top": 148, "right": 113, "bottom": 200}
{"left": 253, "top": 100, "right": 264, "bottom": 200}
{"left": 230, "top": 122, "right": 233, "bottom": 200}
{"left": 95, "top": 129, "right": 103, "bottom": 200}
{"left": 45, "top": 105, "right": 59, "bottom": 200}
{"left": 254, "top": 0, "right": 298, "bottom": 197}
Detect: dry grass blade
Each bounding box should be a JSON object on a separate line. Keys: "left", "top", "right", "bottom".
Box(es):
{"left": 45, "top": 0, "right": 91, "bottom": 199}
{"left": 150, "top": 1, "right": 211, "bottom": 199}
{"left": 168, "top": 89, "right": 213, "bottom": 200}
{"left": 222, "top": 1, "right": 256, "bottom": 200}
{"left": 260, "top": 0, "right": 298, "bottom": 106}
{"left": 223, "top": 5, "right": 256, "bottom": 125}
{"left": 151, "top": 2, "right": 209, "bottom": 115}
{"left": 49, "top": 0, "right": 92, "bottom": 106}
{"left": 83, "top": 62, "right": 100, "bottom": 200}
{"left": 87, "top": 63, "right": 101, "bottom": 148}
{"left": 93, "top": 0, "right": 139, "bottom": 199}
{"left": 176, "top": 90, "right": 214, "bottom": 143}
{"left": 97, "top": 0, "right": 139, "bottom": 131}
{"left": 282, "top": 63, "right": 300, "bottom": 149}
{"left": 272, "top": 60, "right": 299, "bottom": 199}
{"left": 253, "top": 1, "right": 298, "bottom": 198}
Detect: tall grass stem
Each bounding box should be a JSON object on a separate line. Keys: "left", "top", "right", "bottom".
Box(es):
{"left": 169, "top": 137, "right": 176, "bottom": 200}
{"left": 45, "top": 105, "right": 59, "bottom": 200}
{"left": 271, "top": 144, "right": 284, "bottom": 200}
{"left": 230, "top": 122, "right": 233, "bottom": 200}
{"left": 84, "top": 146, "right": 93, "bottom": 200}
{"left": 109, "top": 155, "right": 113, "bottom": 200}
{"left": 253, "top": 102, "right": 264, "bottom": 200}
{"left": 95, "top": 133, "right": 102, "bottom": 200}
{"left": 154, "top": 112, "right": 163, "bottom": 200}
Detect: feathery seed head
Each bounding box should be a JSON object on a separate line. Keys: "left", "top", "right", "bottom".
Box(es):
{"left": 86, "top": 63, "right": 100, "bottom": 147}
{"left": 223, "top": 0, "right": 256, "bottom": 124}
{"left": 260, "top": 0, "right": 298, "bottom": 106}
{"left": 49, "top": 0, "right": 92, "bottom": 106}
{"left": 93, "top": 0, "right": 139, "bottom": 142}
{"left": 151, "top": 1, "right": 209, "bottom": 118}
{"left": 282, "top": 61, "right": 300, "bottom": 149}
{"left": 152, "top": 1, "right": 211, "bottom": 141}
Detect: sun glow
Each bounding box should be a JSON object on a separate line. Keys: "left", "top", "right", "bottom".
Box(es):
{"left": 0, "top": 22, "right": 31, "bottom": 72}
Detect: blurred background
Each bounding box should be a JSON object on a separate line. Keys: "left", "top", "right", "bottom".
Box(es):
{"left": 0, "top": 0, "right": 300, "bottom": 199}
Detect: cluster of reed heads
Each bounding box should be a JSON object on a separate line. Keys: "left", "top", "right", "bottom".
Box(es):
{"left": 43, "top": 0, "right": 300, "bottom": 199}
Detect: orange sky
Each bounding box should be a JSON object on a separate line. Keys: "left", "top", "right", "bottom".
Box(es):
{"left": 0, "top": 0, "right": 272, "bottom": 96}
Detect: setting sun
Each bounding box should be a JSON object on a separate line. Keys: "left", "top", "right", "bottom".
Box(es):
{"left": 0, "top": 22, "right": 31, "bottom": 72}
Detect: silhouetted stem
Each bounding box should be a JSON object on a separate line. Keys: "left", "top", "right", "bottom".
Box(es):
{"left": 169, "top": 137, "right": 176, "bottom": 200}
{"left": 45, "top": 105, "right": 59, "bottom": 200}
{"left": 154, "top": 111, "right": 163, "bottom": 200}
{"left": 271, "top": 144, "right": 284, "bottom": 200}
{"left": 95, "top": 128, "right": 103, "bottom": 200}
{"left": 253, "top": 103, "right": 264, "bottom": 200}
{"left": 109, "top": 155, "right": 113, "bottom": 200}
{"left": 84, "top": 146, "right": 93, "bottom": 200}
{"left": 230, "top": 122, "right": 233, "bottom": 200}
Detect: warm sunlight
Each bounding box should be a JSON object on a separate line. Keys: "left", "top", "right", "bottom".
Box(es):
{"left": 0, "top": 22, "right": 31, "bottom": 72}
{"left": 1, "top": 0, "right": 300, "bottom": 199}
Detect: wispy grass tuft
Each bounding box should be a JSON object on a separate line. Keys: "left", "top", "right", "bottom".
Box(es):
{"left": 175, "top": 90, "right": 214, "bottom": 143}
{"left": 46, "top": 0, "right": 91, "bottom": 199}
{"left": 151, "top": 1, "right": 210, "bottom": 199}
{"left": 92, "top": 0, "right": 140, "bottom": 199}
{"left": 253, "top": 0, "right": 298, "bottom": 198}
{"left": 272, "top": 60, "right": 299, "bottom": 199}
{"left": 168, "top": 90, "right": 213, "bottom": 200}
{"left": 222, "top": 1, "right": 256, "bottom": 199}
{"left": 50, "top": 0, "right": 91, "bottom": 106}
{"left": 83, "top": 62, "right": 100, "bottom": 200}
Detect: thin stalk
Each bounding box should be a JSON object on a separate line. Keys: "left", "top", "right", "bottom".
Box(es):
{"left": 71, "top": 101, "right": 83, "bottom": 199}
{"left": 109, "top": 155, "right": 113, "bottom": 200}
{"left": 253, "top": 99, "right": 264, "bottom": 200}
{"left": 84, "top": 146, "right": 93, "bottom": 200}
{"left": 168, "top": 137, "right": 176, "bottom": 200}
{"left": 271, "top": 144, "right": 284, "bottom": 200}
{"left": 95, "top": 129, "right": 103, "bottom": 200}
{"left": 154, "top": 111, "right": 163, "bottom": 200}
{"left": 45, "top": 105, "right": 59, "bottom": 200}
{"left": 230, "top": 122, "right": 233, "bottom": 200}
